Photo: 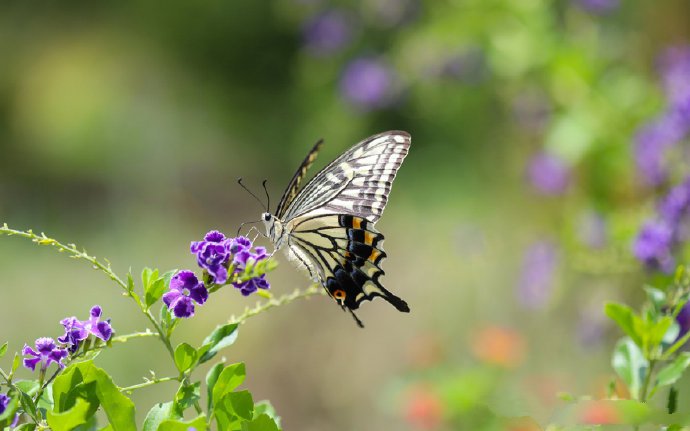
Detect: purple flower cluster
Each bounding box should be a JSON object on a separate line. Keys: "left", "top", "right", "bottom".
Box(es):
{"left": 339, "top": 57, "right": 397, "bottom": 110}
{"left": 302, "top": 10, "right": 354, "bottom": 56}
{"left": 633, "top": 177, "right": 690, "bottom": 272}
{"left": 164, "top": 231, "right": 271, "bottom": 318}
{"left": 527, "top": 151, "right": 571, "bottom": 196}
{"left": 634, "top": 46, "right": 690, "bottom": 186}
{"left": 0, "top": 393, "right": 9, "bottom": 415}
{"left": 22, "top": 305, "right": 113, "bottom": 372}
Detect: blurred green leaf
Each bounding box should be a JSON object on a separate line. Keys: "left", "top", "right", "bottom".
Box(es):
{"left": 174, "top": 343, "right": 197, "bottom": 373}
{"left": 14, "top": 424, "right": 36, "bottom": 431}
{"left": 643, "top": 286, "right": 666, "bottom": 312}
{"left": 0, "top": 342, "right": 7, "bottom": 359}
{"left": 206, "top": 362, "right": 225, "bottom": 411}
{"left": 198, "top": 324, "right": 239, "bottom": 364}
{"left": 212, "top": 363, "right": 246, "bottom": 403}
{"left": 253, "top": 400, "right": 281, "bottom": 426}
{"left": 656, "top": 352, "right": 690, "bottom": 387}
{"left": 158, "top": 414, "right": 207, "bottom": 431}
{"left": 241, "top": 414, "right": 280, "bottom": 431}
{"left": 47, "top": 397, "right": 92, "bottom": 431}
{"left": 174, "top": 382, "right": 200, "bottom": 414}
{"left": 612, "top": 338, "right": 648, "bottom": 400}
{"left": 668, "top": 387, "right": 678, "bottom": 414}
{"left": 143, "top": 402, "right": 176, "bottom": 431}
{"left": 605, "top": 303, "right": 644, "bottom": 348}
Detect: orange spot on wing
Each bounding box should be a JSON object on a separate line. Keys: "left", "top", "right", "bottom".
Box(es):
{"left": 364, "top": 232, "right": 375, "bottom": 245}
{"left": 369, "top": 249, "right": 381, "bottom": 262}
{"left": 333, "top": 289, "right": 346, "bottom": 300}
{"left": 353, "top": 218, "right": 362, "bottom": 229}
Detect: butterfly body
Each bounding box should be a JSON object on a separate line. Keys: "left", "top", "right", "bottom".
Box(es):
{"left": 262, "top": 131, "right": 411, "bottom": 326}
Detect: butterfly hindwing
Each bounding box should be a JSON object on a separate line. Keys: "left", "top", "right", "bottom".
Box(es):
{"left": 286, "top": 214, "right": 409, "bottom": 315}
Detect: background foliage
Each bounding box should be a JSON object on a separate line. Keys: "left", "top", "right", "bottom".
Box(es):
{"left": 1, "top": 0, "right": 690, "bottom": 430}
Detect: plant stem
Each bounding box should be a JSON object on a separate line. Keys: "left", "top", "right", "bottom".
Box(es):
{"left": 119, "top": 376, "right": 178, "bottom": 392}
{"left": 640, "top": 359, "right": 657, "bottom": 402}
{"left": 228, "top": 283, "right": 324, "bottom": 325}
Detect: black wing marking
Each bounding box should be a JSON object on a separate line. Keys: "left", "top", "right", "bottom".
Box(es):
{"left": 286, "top": 214, "right": 409, "bottom": 326}
{"left": 275, "top": 138, "right": 324, "bottom": 219}
{"left": 282, "top": 131, "right": 411, "bottom": 223}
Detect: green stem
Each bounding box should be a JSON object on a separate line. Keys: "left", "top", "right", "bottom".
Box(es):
{"left": 228, "top": 283, "right": 324, "bottom": 325}
{"left": 119, "top": 376, "right": 178, "bottom": 392}
{"left": 640, "top": 359, "right": 657, "bottom": 402}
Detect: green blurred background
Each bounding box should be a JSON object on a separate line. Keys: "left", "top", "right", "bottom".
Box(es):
{"left": 1, "top": 0, "right": 689, "bottom": 429}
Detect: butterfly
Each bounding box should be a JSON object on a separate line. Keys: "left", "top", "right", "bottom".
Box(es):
{"left": 261, "top": 130, "right": 411, "bottom": 327}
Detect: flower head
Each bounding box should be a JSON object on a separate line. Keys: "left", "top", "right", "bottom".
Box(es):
{"left": 527, "top": 152, "right": 571, "bottom": 195}
{"left": 191, "top": 230, "right": 232, "bottom": 284}
{"left": 22, "top": 337, "right": 68, "bottom": 371}
{"left": 164, "top": 270, "right": 208, "bottom": 318}
{"left": 340, "top": 57, "right": 397, "bottom": 110}
{"left": 232, "top": 245, "right": 270, "bottom": 295}
{"left": 302, "top": 10, "right": 354, "bottom": 56}
{"left": 633, "top": 221, "right": 675, "bottom": 273}
{"left": 659, "top": 46, "right": 690, "bottom": 121}
{"left": 0, "top": 393, "right": 9, "bottom": 415}
{"left": 58, "top": 306, "right": 113, "bottom": 353}
{"left": 633, "top": 113, "right": 687, "bottom": 186}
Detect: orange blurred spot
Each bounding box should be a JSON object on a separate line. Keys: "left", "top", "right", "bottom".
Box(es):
{"left": 579, "top": 401, "right": 620, "bottom": 424}
{"left": 404, "top": 385, "right": 444, "bottom": 430}
{"left": 471, "top": 326, "right": 526, "bottom": 368}
{"left": 407, "top": 333, "right": 444, "bottom": 369}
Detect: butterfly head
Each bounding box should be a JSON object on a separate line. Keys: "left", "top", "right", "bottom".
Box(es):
{"left": 261, "top": 212, "right": 284, "bottom": 246}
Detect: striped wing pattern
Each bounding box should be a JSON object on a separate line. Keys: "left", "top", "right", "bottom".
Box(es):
{"left": 279, "top": 131, "right": 411, "bottom": 324}
{"left": 275, "top": 139, "right": 323, "bottom": 219}
{"left": 282, "top": 131, "right": 411, "bottom": 223}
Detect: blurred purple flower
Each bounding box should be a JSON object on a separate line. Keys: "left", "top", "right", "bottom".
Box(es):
{"left": 659, "top": 177, "right": 690, "bottom": 225}
{"left": 303, "top": 10, "right": 354, "bottom": 56}
{"left": 22, "top": 338, "right": 68, "bottom": 371}
{"left": 164, "top": 270, "right": 208, "bottom": 318}
{"left": 634, "top": 113, "right": 688, "bottom": 186}
{"left": 578, "top": 211, "right": 607, "bottom": 249}
{"left": 340, "top": 57, "right": 396, "bottom": 110}
{"left": 527, "top": 152, "right": 571, "bottom": 195}
{"left": 659, "top": 46, "right": 690, "bottom": 121}
{"left": 633, "top": 221, "right": 675, "bottom": 273}
{"left": 517, "top": 241, "right": 559, "bottom": 309}
{"left": 0, "top": 394, "right": 8, "bottom": 415}
{"left": 512, "top": 90, "right": 551, "bottom": 132}
{"left": 676, "top": 302, "right": 690, "bottom": 341}
{"left": 575, "top": 0, "right": 619, "bottom": 14}
{"left": 191, "top": 230, "right": 232, "bottom": 284}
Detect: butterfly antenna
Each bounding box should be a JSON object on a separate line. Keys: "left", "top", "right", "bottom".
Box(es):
{"left": 349, "top": 309, "right": 365, "bottom": 328}
{"left": 262, "top": 179, "right": 270, "bottom": 213}
{"left": 237, "top": 220, "right": 262, "bottom": 237}
{"left": 237, "top": 178, "right": 266, "bottom": 210}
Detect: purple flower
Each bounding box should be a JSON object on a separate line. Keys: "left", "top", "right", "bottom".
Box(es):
{"left": 22, "top": 338, "right": 68, "bottom": 371}
{"left": 0, "top": 393, "right": 9, "bottom": 415}
{"left": 191, "top": 230, "right": 232, "bottom": 284}
{"left": 527, "top": 152, "right": 571, "bottom": 195}
{"left": 58, "top": 306, "right": 113, "bottom": 353}
{"left": 163, "top": 270, "right": 208, "bottom": 318}
{"left": 575, "top": 0, "right": 619, "bottom": 14}
{"left": 517, "top": 241, "right": 559, "bottom": 310}
{"left": 676, "top": 302, "right": 690, "bottom": 341}
{"left": 659, "top": 46, "right": 690, "bottom": 121}
{"left": 303, "top": 10, "right": 354, "bottom": 56}
{"left": 634, "top": 113, "right": 687, "bottom": 186}
{"left": 659, "top": 177, "right": 690, "bottom": 225}
{"left": 578, "top": 211, "right": 607, "bottom": 249}
{"left": 232, "top": 246, "right": 271, "bottom": 295}
{"left": 633, "top": 221, "right": 675, "bottom": 273}
{"left": 234, "top": 275, "right": 270, "bottom": 296}
{"left": 340, "top": 57, "right": 397, "bottom": 110}
{"left": 229, "top": 236, "right": 252, "bottom": 254}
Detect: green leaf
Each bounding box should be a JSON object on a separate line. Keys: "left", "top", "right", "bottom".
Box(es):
{"left": 126, "top": 271, "right": 135, "bottom": 294}
{"left": 174, "top": 382, "right": 201, "bottom": 414}
{"left": 15, "top": 380, "right": 40, "bottom": 396}
{"left": 612, "top": 338, "right": 648, "bottom": 399}
{"left": 145, "top": 277, "right": 167, "bottom": 310}
{"left": 648, "top": 316, "right": 674, "bottom": 349}
{"left": 198, "top": 324, "right": 239, "bottom": 364}
{"left": 217, "top": 391, "right": 254, "bottom": 421}
{"left": 644, "top": 286, "right": 666, "bottom": 311}
{"left": 253, "top": 400, "right": 281, "bottom": 427}
{"left": 0, "top": 342, "right": 7, "bottom": 358}
{"left": 143, "top": 402, "right": 176, "bottom": 431}
{"left": 212, "top": 363, "right": 246, "bottom": 403}
{"left": 14, "top": 424, "right": 37, "bottom": 431}
{"left": 657, "top": 352, "right": 690, "bottom": 387}
{"left": 206, "top": 362, "right": 225, "bottom": 411}
{"left": 51, "top": 360, "right": 136, "bottom": 431}
{"left": 11, "top": 352, "right": 21, "bottom": 374}
{"left": 158, "top": 414, "right": 207, "bottom": 431}
{"left": 605, "top": 303, "right": 644, "bottom": 347}
{"left": 174, "top": 343, "right": 197, "bottom": 373}
{"left": 19, "top": 390, "right": 38, "bottom": 420}
{"left": 47, "top": 397, "right": 93, "bottom": 431}
{"left": 0, "top": 395, "right": 19, "bottom": 428}
{"left": 240, "top": 414, "right": 281, "bottom": 431}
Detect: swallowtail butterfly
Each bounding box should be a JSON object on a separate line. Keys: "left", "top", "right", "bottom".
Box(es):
{"left": 261, "top": 131, "right": 411, "bottom": 327}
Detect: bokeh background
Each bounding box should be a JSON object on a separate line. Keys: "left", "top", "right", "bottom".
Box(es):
{"left": 1, "top": 0, "right": 690, "bottom": 429}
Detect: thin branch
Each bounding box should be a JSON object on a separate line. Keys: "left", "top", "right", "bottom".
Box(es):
{"left": 119, "top": 376, "right": 178, "bottom": 393}
{"left": 228, "top": 283, "right": 325, "bottom": 325}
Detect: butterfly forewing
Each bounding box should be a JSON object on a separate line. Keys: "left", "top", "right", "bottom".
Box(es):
{"left": 275, "top": 139, "right": 323, "bottom": 219}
